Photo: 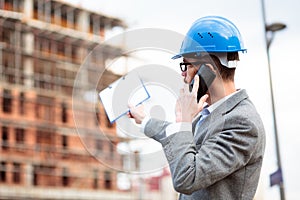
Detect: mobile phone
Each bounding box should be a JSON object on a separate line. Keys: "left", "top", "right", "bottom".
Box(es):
{"left": 190, "top": 64, "right": 216, "bottom": 102}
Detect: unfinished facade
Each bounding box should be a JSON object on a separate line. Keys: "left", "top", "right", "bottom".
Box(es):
{"left": 0, "top": 0, "right": 134, "bottom": 199}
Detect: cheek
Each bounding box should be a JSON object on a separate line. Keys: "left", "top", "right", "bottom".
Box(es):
{"left": 188, "top": 71, "right": 197, "bottom": 79}
{"left": 185, "top": 74, "right": 195, "bottom": 84}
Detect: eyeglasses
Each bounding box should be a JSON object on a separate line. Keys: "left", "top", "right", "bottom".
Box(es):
{"left": 179, "top": 61, "right": 203, "bottom": 72}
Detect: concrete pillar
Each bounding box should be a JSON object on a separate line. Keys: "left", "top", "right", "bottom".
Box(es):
{"left": 23, "top": 32, "right": 34, "bottom": 55}
{"left": 25, "top": 163, "right": 33, "bottom": 186}
{"left": 77, "top": 10, "right": 89, "bottom": 33}
{"left": 23, "top": 32, "right": 34, "bottom": 88}
{"left": 24, "top": 58, "right": 33, "bottom": 88}
{"left": 23, "top": 0, "right": 33, "bottom": 19}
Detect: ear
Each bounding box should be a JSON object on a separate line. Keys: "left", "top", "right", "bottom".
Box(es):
{"left": 205, "top": 63, "right": 217, "bottom": 73}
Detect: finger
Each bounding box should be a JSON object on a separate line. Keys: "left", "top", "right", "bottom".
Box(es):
{"left": 127, "top": 112, "right": 133, "bottom": 118}
{"left": 198, "top": 94, "right": 209, "bottom": 108}
{"left": 127, "top": 103, "right": 135, "bottom": 116}
{"left": 183, "top": 82, "right": 190, "bottom": 93}
{"left": 175, "top": 99, "right": 181, "bottom": 111}
{"left": 179, "top": 87, "right": 184, "bottom": 95}
{"left": 191, "top": 75, "right": 199, "bottom": 94}
{"left": 128, "top": 103, "right": 134, "bottom": 109}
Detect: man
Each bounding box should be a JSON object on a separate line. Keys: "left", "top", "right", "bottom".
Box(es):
{"left": 128, "top": 16, "right": 265, "bottom": 199}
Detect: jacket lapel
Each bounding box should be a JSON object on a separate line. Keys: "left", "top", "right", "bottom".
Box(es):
{"left": 193, "top": 89, "right": 249, "bottom": 143}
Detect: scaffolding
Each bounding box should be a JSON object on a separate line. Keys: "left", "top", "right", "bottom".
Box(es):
{"left": 0, "top": 0, "right": 136, "bottom": 199}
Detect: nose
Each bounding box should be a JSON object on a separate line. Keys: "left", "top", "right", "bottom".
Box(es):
{"left": 181, "top": 71, "right": 187, "bottom": 77}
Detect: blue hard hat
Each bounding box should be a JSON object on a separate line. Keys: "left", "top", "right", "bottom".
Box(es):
{"left": 172, "top": 16, "right": 246, "bottom": 59}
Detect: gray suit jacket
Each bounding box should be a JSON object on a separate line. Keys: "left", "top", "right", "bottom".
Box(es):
{"left": 144, "top": 89, "right": 265, "bottom": 200}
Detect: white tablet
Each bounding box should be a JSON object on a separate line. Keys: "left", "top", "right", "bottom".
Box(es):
{"left": 99, "top": 71, "right": 150, "bottom": 123}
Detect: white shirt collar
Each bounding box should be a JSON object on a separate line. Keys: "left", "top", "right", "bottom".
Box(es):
{"left": 193, "top": 90, "right": 238, "bottom": 121}
{"left": 207, "top": 90, "right": 238, "bottom": 113}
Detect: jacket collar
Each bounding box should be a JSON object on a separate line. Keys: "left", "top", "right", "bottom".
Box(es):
{"left": 213, "top": 89, "right": 249, "bottom": 116}
{"left": 192, "top": 89, "right": 248, "bottom": 132}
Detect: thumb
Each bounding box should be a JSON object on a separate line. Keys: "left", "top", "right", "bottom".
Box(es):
{"left": 128, "top": 103, "right": 134, "bottom": 109}
{"left": 198, "top": 94, "right": 209, "bottom": 110}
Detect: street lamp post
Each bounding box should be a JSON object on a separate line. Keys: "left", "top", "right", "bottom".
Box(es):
{"left": 266, "top": 23, "right": 287, "bottom": 49}
{"left": 261, "top": 0, "right": 287, "bottom": 200}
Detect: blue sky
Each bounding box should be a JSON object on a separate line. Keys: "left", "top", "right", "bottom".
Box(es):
{"left": 65, "top": 0, "right": 300, "bottom": 199}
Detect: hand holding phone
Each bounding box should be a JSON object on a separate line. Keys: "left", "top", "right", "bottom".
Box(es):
{"left": 190, "top": 64, "right": 216, "bottom": 102}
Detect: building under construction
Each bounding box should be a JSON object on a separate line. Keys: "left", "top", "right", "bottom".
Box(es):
{"left": 0, "top": 0, "right": 137, "bottom": 199}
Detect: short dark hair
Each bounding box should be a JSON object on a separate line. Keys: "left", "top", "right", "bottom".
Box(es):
{"left": 201, "top": 53, "right": 238, "bottom": 82}
{"left": 211, "top": 54, "right": 236, "bottom": 82}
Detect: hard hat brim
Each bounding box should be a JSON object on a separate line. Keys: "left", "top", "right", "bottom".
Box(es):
{"left": 171, "top": 54, "right": 182, "bottom": 60}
